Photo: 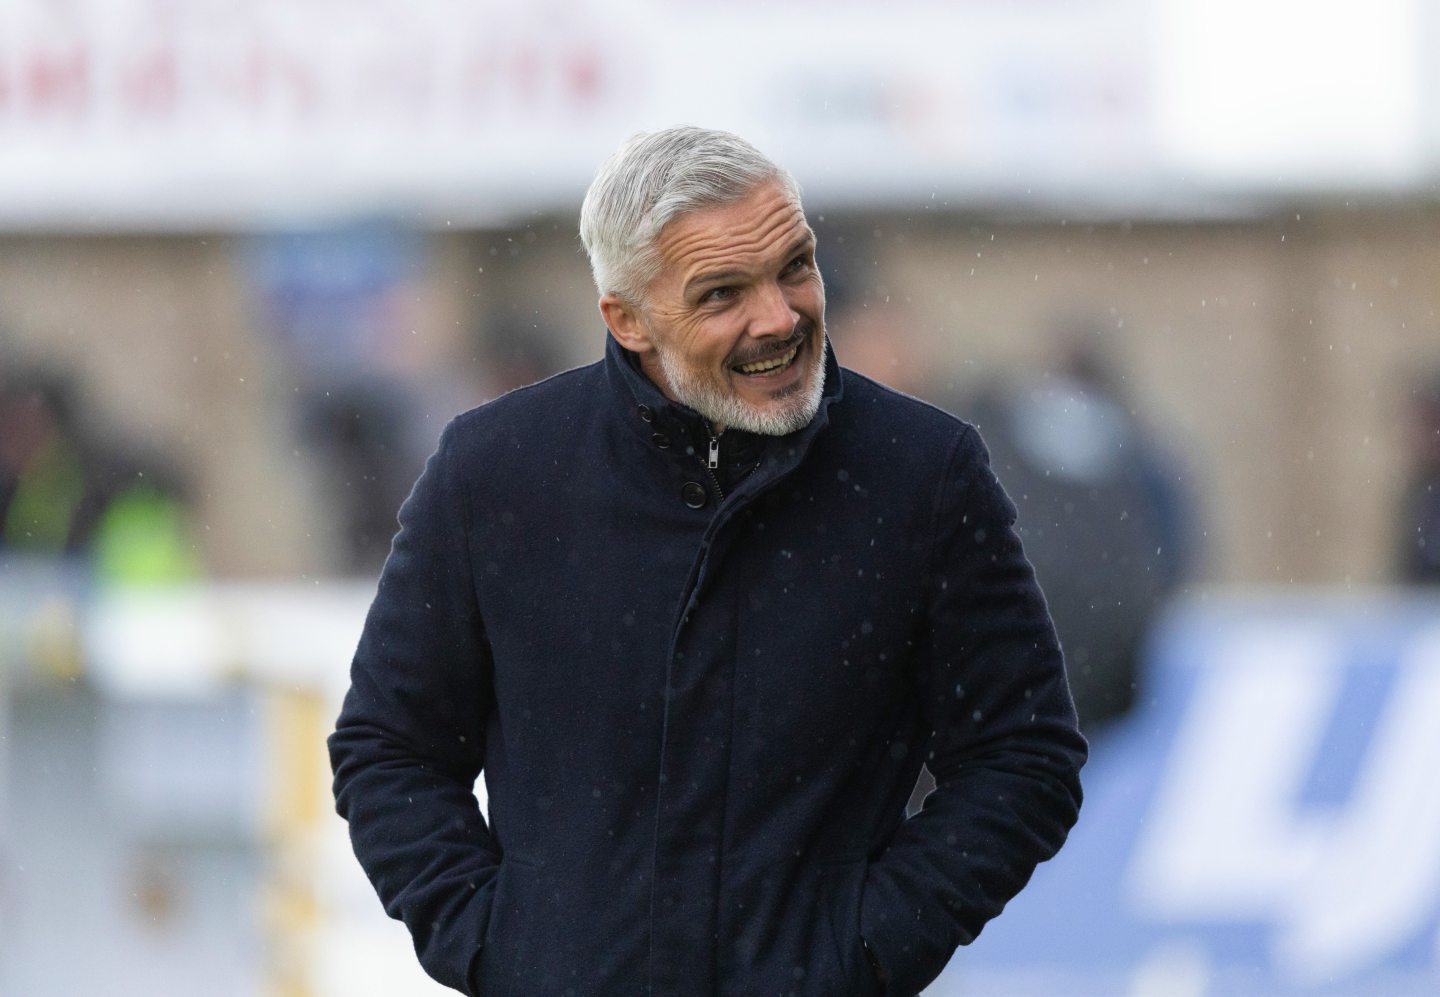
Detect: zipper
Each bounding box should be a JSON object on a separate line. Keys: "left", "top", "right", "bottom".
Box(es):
{"left": 704, "top": 431, "right": 724, "bottom": 499}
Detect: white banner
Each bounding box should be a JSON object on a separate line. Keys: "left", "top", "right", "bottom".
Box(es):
{"left": 0, "top": 0, "right": 1427, "bottom": 229}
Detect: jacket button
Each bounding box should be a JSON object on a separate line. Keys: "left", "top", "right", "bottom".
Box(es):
{"left": 638, "top": 405, "right": 653, "bottom": 423}
{"left": 681, "top": 481, "right": 708, "bottom": 508}
{"left": 652, "top": 432, "right": 671, "bottom": 449}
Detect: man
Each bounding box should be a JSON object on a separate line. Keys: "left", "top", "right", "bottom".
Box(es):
{"left": 330, "top": 127, "right": 1086, "bottom": 996}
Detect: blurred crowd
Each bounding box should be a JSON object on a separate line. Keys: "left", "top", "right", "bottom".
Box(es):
{"left": 6, "top": 233, "right": 1440, "bottom": 744}
{"left": 2, "top": 216, "right": 1439, "bottom": 996}
{"left": 0, "top": 363, "right": 198, "bottom": 586}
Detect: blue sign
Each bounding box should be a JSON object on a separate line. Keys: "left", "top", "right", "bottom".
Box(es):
{"left": 933, "top": 593, "right": 1440, "bottom": 996}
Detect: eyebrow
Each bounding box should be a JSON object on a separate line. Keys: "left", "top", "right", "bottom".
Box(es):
{"left": 684, "top": 236, "right": 815, "bottom": 296}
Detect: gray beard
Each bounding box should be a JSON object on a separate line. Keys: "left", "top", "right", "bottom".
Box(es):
{"left": 657, "top": 334, "right": 827, "bottom": 436}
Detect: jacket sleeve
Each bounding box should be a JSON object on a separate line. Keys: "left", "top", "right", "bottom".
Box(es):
{"left": 328, "top": 420, "right": 499, "bottom": 995}
{"left": 860, "top": 424, "right": 1087, "bottom": 996}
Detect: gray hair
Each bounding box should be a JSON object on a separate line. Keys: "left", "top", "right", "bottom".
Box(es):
{"left": 579, "top": 126, "right": 801, "bottom": 306}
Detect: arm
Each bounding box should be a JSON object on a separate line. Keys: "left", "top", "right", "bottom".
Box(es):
{"left": 861, "top": 425, "right": 1087, "bottom": 996}
{"left": 328, "top": 421, "right": 499, "bottom": 994}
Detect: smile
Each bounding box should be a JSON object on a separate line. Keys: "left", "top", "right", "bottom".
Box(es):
{"left": 733, "top": 338, "right": 802, "bottom": 376}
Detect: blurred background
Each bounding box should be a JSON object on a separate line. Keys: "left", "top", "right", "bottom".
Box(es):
{"left": 2, "top": 0, "right": 1439, "bottom": 994}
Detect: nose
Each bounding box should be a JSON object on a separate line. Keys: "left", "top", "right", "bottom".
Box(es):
{"left": 746, "top": 281, "right": 798, "bottom": 340}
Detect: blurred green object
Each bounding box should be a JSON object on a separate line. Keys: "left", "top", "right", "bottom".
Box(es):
{"left": 92, "top": 484, "right": 202, "bottom": 586}
{"left": 2, "top": 436, "right": 86, "bottom": 551}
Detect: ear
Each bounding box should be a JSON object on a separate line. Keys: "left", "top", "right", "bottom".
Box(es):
{"left": 600, "top": 294, "right": 654, "bottom": 355}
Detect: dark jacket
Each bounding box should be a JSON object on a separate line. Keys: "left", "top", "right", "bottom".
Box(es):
{"left": 329, "top": 335, "right": 1086, "bottom": 996}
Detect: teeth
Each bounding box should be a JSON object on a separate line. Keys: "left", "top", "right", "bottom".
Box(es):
{"left": 737, "top": 346, "right": 797, "bottom": 374}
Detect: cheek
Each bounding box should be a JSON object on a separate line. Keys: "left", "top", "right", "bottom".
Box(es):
{"left": 678, "top": 320, "right": 736, "bottom": 367}
{"left": 788, "top": 283, "right": 824, "bottom": 317}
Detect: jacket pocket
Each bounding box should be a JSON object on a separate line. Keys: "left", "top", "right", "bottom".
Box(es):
{"left": 820, "top": 857, "right": 882, "bottom": 996}
{"left": 475, "top": 853, "right": 540, "bottom": 997}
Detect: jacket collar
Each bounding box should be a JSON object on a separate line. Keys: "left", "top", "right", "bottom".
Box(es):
{"left": 603, "top": 331, "right": 844, "bottom": 485}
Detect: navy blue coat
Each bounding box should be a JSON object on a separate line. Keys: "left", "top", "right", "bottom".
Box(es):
{"left": 329, "top": 335, "right": 1086, "bottom": 996}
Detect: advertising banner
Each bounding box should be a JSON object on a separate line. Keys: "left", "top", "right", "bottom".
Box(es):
{"left": 946, "top": 593, "right": 1440, "bottom": 996}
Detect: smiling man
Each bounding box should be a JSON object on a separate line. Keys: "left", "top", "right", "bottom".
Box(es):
{"left": 330, "top": 127, "right": 1086, "bottom": 996}
{"left": 600, "top": 175, "right": 825, "bottom": 439}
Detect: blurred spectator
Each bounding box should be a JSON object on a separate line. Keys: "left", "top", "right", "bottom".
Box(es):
{"left": 0, "top": 366, "right": 200, "bottom": 585}
{"left": 1395, "top": 370, "right": 1440, "bottom": 584}
{"left": 296, "top": 376, "right": 421, "bottom": 573}
{"left": 834, "top": 302, "right": 1196, "bottom": 736}
{"left": 247, "top": 223, "right": 464, "bottom": 573}
{"left": 966, "top": 324, "right": 1195, "bottom": 734}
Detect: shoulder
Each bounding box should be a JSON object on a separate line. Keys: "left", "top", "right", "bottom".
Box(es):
{"left": 826, "top": 368, "right": 1002, "bottom": 523}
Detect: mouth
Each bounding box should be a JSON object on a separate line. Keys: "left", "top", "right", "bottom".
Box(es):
{"left": 730, "top": 330, "right": 806, "bottom": 377}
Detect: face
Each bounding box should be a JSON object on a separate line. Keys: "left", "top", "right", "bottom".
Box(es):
{"left": 603, "top": 180, "right": 827, "bottom": 436}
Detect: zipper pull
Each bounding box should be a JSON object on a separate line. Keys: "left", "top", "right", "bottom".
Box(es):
{"left": 708, "top": 437, "right": 720, "bottom": 469}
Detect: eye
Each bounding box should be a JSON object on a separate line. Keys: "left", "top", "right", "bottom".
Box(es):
{"left": 783, "top": 254, "right": 812, "bottom": 277}
{"left": 700, "top": 285, "right": 737, "bottom": 304}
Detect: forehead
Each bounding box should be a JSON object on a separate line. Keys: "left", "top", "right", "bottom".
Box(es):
{"left": 653, "top": 181, "right": 813, "bottom": 283}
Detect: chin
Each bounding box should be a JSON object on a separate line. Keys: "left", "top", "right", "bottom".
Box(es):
{"left": 660, "top": 331, "right": 827, "bottom": 436}
{"left": 724, "top": 339, "right": 827, "bottom": 436}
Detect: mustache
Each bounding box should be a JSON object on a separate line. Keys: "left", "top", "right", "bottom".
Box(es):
{"left": 727, "top": 320, "right": 813, "bottom": 368}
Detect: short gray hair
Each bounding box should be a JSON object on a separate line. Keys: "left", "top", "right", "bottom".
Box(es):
{"left": 579, "top": 126, "right": 800, "bottom": 306}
